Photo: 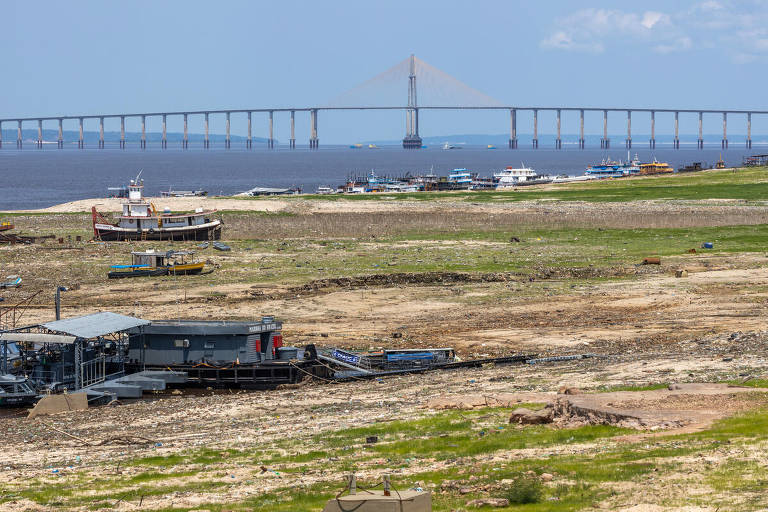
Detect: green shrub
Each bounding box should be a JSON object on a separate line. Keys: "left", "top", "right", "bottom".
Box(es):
{"left": 503, "top": 474, "right": 543, "bottom": 504}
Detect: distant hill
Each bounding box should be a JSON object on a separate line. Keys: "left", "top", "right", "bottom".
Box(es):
{"left": 0, "top": 129, "right": 270, "bottom": 144}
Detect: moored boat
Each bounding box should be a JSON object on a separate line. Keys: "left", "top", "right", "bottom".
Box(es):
{"left": 585, "top": 153, "right": 641, "bottom": 178}
{"left": 494, "top": 165, "right": 541, "bottom": 186}
{"left": 160, "top": 189, "right": 208, "bottom": 198}
{"left": 108, "top": 249, "right": 206, "bottom": 279}
{"left": 638, "top": 159, "right": 674, "bottom": 175}
{"left": 93, "top": 174, "right": 221, "bottom": 241}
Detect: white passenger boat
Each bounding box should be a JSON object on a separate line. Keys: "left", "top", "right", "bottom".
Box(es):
{"left": 494, "top": 165, "right": 540, "bottom": 186}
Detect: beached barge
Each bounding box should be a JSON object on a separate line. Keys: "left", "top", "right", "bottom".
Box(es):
{"left": 126, "top": 318, "right": 330, "bottom": 387}
{"left": 92, "top": 176, "right": 221, "bottom": 241}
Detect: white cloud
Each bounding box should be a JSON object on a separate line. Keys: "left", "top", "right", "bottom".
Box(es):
{"left": 540, "top": 8, "right": 677, "bottom": 54}
{"left": 541, "top": 1, "right": 768, "bottom": 62}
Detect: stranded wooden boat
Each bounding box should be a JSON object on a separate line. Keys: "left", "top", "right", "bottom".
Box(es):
{"left": 108, "top": 250, "right": 206, "bottom": 279}
{"left": 92, "top": 174, "right": 221, "bottom": 241}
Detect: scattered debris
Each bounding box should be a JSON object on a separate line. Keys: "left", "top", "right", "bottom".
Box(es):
{"left": 641, "top": 257, "right": 661, "bottom": 265}
{"left": 675, "top": 269, "right": 689, "bottom": 278}
{"left": 466, "top": 498, "right": 510, "bottom": 508}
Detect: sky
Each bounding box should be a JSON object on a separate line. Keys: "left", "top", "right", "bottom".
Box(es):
{"left": 2, "top": 0, "right": 768, "bottom": 143}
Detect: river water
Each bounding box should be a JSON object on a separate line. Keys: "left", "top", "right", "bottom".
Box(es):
{"left": 0, "top": 144, "right": 760, "bottom": 210}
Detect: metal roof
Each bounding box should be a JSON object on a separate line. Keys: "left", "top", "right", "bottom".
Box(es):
{"left": 41, "top": 312, "right": 150, "bottom": 338}
{"left": 0, "top": 332, "right": 77, "bottom": 344}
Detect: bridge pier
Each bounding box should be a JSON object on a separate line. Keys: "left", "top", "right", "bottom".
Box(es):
{"left": 674, "top": 112, "right": 680, "bottom": 149}
{"left": 625, "top": 110, "right": 631, "bottom": 149}
{"left": 649, "top": 111, "right": 655, "bottom": 149}
{"left": 698, "top": 112, "right": 704, "bottom": 149}
{"left": 0, "top": 121, "right": 3, "bottom": 149}
{"left": 579, "top": 109, "right": 585, "bottom": 149}
{"left": 120, "top": 116, "right": 125, "bottom": 149}
{"left": 183, "top": 114, "right": 188, "bottom": 149}
{"left": 721, "top": 112, "right": 728, "bottom": 149}
{"left": 268, "top": 111, "right": 274, "bottom": 149}
{"left": 600, "top": 110, "right": 609, "bottom": 149}
{"left": 509, "top": 109, "right": 517, "bottom": 149}
{"left": 555, "top": 109, "right": 562, "bottom": 149}
{"left": 531, "top": 109, "right": 538, "bottom": 149}
{"left": 225, "top": 112, "right": 231, "bottom": 149}
{"left": 160, "top": 114, "right": 168, "bottom": 149}
{"left": 246, "top": 112, "right": 252, "bottom": 149}
{"left": 309, "top": 109, "right": 319, "bottom": 149}
{"left": 747, "top": 113, "right": 752, "bottom": 148}
{"left": 78, "top": 118, "right": 84, "bottom": 148}
{"left": 99, "top": 117, "right": 104, "bottom": 149}
{"left": 58, "top": 119, "right": 63, "bottom": 148}
{"left": 204, "top": 113, "right": 210, "bottom": 149}
{"left": 36, "top": 119, "right": 43, "bottom": 149}
{"left": 140, "top": 115, "right": 146, "bottom": 149}
{"left": 17, "top": 120, "right": 22, "bottom": 149}
{"left": 290, "top": 110, "right": 296, "bottom": 149}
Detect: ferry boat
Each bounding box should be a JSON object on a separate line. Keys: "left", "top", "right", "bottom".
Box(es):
{"left": 316, "top": 186, "right": 336, "bottom": 195}
{"left": 494, "top": 165, "right": 540, "bottom": 186}
{"left": 585, "top": 153, "right": 641, "bottom": 178}
{"left": 92, "top": 174, "right": 222, "bottom": 241}
{"left": 638, "top": 159, "right": 674, "bottom": 175}
{"left": 448, "top": 169, "right": 473, "bottom": 188}
{"left": 442, "top": 143, "right": 461, "bottom": 150}
{"left": 108, "top": 249, "right": 206, "bottom": 279}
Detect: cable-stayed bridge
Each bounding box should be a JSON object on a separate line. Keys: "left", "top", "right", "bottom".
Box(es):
{"left": 1, "top": 55, "right": 764, "bottom": 150}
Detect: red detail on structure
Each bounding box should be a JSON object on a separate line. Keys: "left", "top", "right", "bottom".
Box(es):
{"left": 91, "top": 206, "right": 114, "bottom": 240}
{"left": 273, "top": 334, "right": 283, "bottom": 349}
{"left": 254, "top": 337, "right": 261, "bottom": 352}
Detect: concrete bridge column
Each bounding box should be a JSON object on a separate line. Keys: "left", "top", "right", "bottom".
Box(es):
{"left": 225, "top": 112, "right": 231, "bottom": 149}
{"left": 120, "top": 116, "right": 125, "bottom": 149}
{"left": 625, "top": 111, "right": 632, "bottom": 149}
{"left": 204, "top": 113, "right": 209, "bottom": 149}
{"left": 509, "top": 109, "right": 517, "bottom": 149}
{"left": 290, "top": 110, "right": 296, "bottom": 149}
{"left": 58, "top": 119, "right": 63, "bottom": 149}
{"left": 747, "top": 113, "right": 752, "bottom": 149}
{"left": 37, "top": 119, "right": 43, "bottom": 149}
{"left": 601, "top": 110, "right": 609, "bottom": 149}
{"left": 268, "top": 111, "right": 274, "bottom": 149}
{"left": 698, "top": 112, "right": 704, "bottom": 149}
{"left": 162, "top": 114, "right": 167, "bottom": 149}
{"left": 78, "top": 118, "right": 84, "bottom": 148}
{"left": 141, "top": 115, "right": 146, "bottom": 149}
{"left": 0, "top": 121, "right": 3, "bottom": 149}
{"left": 649, "top": 111, "right": 655, "bottom": 149}
{"left": 674, "top": 112, "right": 680, "bottom": 149}
{"left": 183, "top": 114, "right": 188, "bottom": 149}
{"left": 310, "top": 109, "right": 319, "bottom": 149}
{"left": 722, "top": 112, "right": 728, "bottom": 149}
{"left": 247, "top": 112, "right": 252, "bottom": 149}
{"left": 17, "top": 120, "right": 22, "bottom": 149}
{"left": 532, "top": 109, "right": 538, "bottom": 149}
{"left": 99, "top": 117, "right": 104, "bottom": 149}
{"left": 556, "top": 109, "right": 562, "bottom": 149}
{"left": 579, "top": 109, "right": 585, "bottom": 149}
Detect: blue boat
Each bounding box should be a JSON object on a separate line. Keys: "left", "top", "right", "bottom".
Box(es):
{"left": 585, "top": 153, "right": 641, "bottom": 178}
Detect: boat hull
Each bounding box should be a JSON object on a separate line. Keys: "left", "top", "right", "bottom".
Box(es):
{"left": 108, "top": 268, "right": 168, "bottom": 279}
{"left": 95, "top": 221, "right": 222, "bottom": 242}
